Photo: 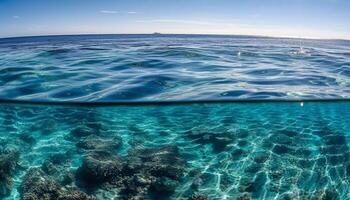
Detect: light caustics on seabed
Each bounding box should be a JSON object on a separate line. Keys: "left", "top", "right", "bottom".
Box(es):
{"left": 0, "top": 101, "right": 350, "bottom": 199}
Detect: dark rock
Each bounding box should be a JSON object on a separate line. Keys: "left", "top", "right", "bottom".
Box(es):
{"left": 21, "top": 169, "right": 61, "bottom": 200}
{"left": 21, "top": 168, "right": 95, "bottom": 200}
{"left": 128, "top": 146, "right": 185, "bottom": 180}
{"left": 130, "top": 146, "right": 184, "bottom": 197}
{"left": 76, "top": 145, "right": 186, "bottom": 199}
{"left": 61, "top": 171, "right": 75, "bottom": 186}
{"left": 39, "top": 152, "right": 76, "bottom": 188}
{"left": 119, "top": 173, "right": 154, "bottom": 200}
{"left": 76, "top": 135, "right": 122, "bottom": 153}
{"left": 76, "top": 151, "right": 123, "bottom": 188}
{"left": 117, "top": 146, "right": 185, "bottom": 199}
{"left": 0, "top": 149, "right": 20, "bottom": 198}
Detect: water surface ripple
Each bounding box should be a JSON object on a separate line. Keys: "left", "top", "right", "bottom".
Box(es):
{"left": 0, "top": 34, "right": 350, "bottom": 102}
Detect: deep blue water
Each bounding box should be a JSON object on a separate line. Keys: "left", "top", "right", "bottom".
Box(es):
{"left": 1, "top": 101, "right": 350, "bottom": 199}
{"left": 0, "top": 34, "right": 350, "bottom": 102}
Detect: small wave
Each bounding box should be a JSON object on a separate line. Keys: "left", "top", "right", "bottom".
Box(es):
{"left": 44, "top": 48, "right": 72, "bottom": 55}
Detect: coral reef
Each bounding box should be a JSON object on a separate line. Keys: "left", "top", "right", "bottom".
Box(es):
{"left": 20, "top": 168, "right": 94, "bottom": 200}
{"left": 0, "top": 149, "right": 20, "bottom": 198}
{"left": 77, "top": 145, "right": 186, "bottom": 199}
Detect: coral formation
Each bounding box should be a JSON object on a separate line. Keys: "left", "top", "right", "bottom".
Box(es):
{"left": 0, "top": 149, "right": 20, "bottom": 198}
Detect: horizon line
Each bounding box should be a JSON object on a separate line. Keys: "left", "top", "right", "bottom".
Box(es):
{"left": 0, "top": 33, "right": 349, "bottom": 42}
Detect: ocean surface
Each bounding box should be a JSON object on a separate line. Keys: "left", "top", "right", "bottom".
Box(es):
{"left": 0, "top": 34, "right": 350, "bottom": 102}
{"left": 1, "top": 34, "right": 350, "bottom": 200}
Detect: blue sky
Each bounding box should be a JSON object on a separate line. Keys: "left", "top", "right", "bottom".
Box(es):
{"left": 0, "top": 0, "right": 349, "bottom": 39}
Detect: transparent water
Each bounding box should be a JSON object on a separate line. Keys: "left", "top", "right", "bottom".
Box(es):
{"left": 0, "top": 35, "right": 350, "bottom": 102}
{"left": 1, "top": 101, "right": 350, "bottom": 199}
{"left": 1, "top": 34, "right": 350, "bottom": 199}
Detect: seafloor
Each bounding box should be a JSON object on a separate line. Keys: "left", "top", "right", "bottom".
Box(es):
{"left": 1, "top": 101, "right": 350, "bottom": 199}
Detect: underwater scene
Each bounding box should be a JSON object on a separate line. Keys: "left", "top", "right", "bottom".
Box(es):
{"left": 1, "top": 101, "right": 350, "bottom": 199}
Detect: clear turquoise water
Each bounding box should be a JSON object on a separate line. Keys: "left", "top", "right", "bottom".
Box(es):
{"left": 1, "top": 34, "right": 350, "bottom": 199}
{"left": 1, "top": 101, "right": 350, "bottom": 199}
{"left": 0, "top": 35, "right": 350, "bottom": 101}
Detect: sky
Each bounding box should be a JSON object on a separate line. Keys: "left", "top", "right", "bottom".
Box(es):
{"left": 0, "top": 0, "right": 349, "bottom": 39}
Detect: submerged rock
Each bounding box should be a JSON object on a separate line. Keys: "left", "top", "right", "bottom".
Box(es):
{"left": 40, "top": 153, "right": 74, "bottom": 186}
{"left": 119, "top": 146, "right": 185, "bottom": 199}
{"left": 76, "top": 145, "right": 186, "bottom": 199}
{"left": 127, "top": 146, "right": 185, "bottom": 180}
{"left": 76, "top": 135, "right": 122, "bottom": 153}
{"left": 0, "top": 149, "right": 20, "bottom": 198}
{"left": 21, "top": 168, "right": 95, "bottom": 200}
{"left": 76, "top": 151, "right": 123, "bottom": 188}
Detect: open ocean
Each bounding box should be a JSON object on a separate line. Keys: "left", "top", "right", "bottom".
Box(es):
{"left": 1, "top": 35, "right": 350, "bottom": 200}
{"left": 1, "top": 34, "right": 350, "bottom": 102}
